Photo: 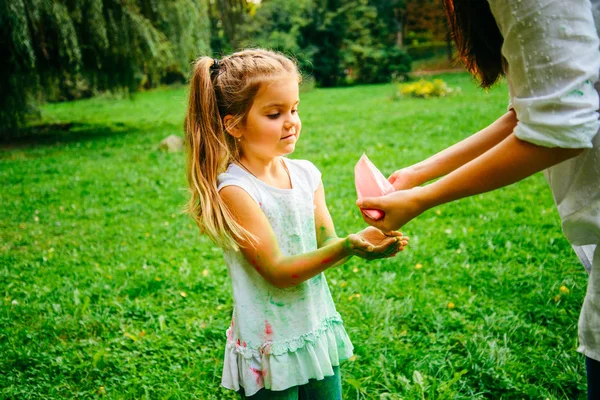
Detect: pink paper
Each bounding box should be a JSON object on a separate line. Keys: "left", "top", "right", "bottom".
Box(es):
{"left": 355, "top": 153, "right": 394, "bottom": 220}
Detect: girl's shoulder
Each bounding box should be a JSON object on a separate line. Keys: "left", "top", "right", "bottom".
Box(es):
{"left": 284, "top": 158, "right": 322, "bottom": 192}
{"left": 217, "top": 163, "right": 246, "bottom": 183}
{"left": 217, "top": 164, "right": 261, "bottom": 205}
{"left": 217, "top": 164, "right": 251, "bottom": 189}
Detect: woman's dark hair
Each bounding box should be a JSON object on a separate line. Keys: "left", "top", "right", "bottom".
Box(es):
{"left": 443, "top": 0, "right": 506, "bottom": 88}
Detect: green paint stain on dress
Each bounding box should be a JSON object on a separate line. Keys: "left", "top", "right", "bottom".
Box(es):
{"left": 269, "top": 294, "right": 285, "bottom": 307}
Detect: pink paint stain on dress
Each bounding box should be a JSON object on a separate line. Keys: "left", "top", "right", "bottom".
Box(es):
{"left": 249, "top": 367, "right": 264, "bottom": 385}
{"left": 265, "top": 320, "right": 273, "bottom": 336}
{"left": 251, "top": 259, "right": 261, "bottom": 272}
{"left": 227, "top": 318, "right": 235, "bottom": 341}
{"left": 262, "top": 320, "right": 274, "bottom": 356}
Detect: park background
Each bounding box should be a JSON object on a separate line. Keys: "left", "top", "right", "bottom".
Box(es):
{"left": 0, "top": 1, "right": 588, "bottom": 399}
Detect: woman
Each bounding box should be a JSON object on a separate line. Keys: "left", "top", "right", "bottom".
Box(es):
{"left": 357, "top": 0, "right": 600, "bottom": 397}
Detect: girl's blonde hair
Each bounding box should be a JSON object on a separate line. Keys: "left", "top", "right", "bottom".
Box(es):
{"left": 184, "top": 49, "right": 301, "bottom": 250}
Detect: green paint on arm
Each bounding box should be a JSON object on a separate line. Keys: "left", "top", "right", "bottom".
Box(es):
{"left": 319, "top": 224, "right": 340, "bottom": 247}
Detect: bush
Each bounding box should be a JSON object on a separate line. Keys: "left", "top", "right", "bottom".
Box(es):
{"left": 344, "top": 46, "right": 412, "bottom": 84}
{"left": 406, "top": 41, "right": 452, "bottom": 61}
{"left": 399, "top": 78, "right": 455, "bottom": 98}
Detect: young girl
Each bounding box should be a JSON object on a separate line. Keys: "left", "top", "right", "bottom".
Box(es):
{"left": 184, "top": 49, "right": 408, "bottom": 399}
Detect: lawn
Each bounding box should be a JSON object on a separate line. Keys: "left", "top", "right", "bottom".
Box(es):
{"left": 0, "top": 73, "right": 588, "bottom": 399}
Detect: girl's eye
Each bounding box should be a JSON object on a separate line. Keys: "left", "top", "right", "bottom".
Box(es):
{"left": 267, "top": 113, "right": 280, "bottom": 119}
{"left": 292, "top": 109, "right": 298, "bottom": 114}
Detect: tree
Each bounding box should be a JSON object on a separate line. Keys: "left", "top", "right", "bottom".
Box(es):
{"left": 238, "top": 0, "right": 411, "bottom": 86}
{"left": 0, "top": 0, "right": 210, "bottom": 134}
{"left": 140, "top": 0, "right": 211, "bottom": 85}
{"left": 342, "top": 0, "right": 411, "bottom": 84}
{"left": 238, "top": 0, "right": 314, "bottom": 72}
{"left": 404, "top": 0, "right": 447, "bottom": 43}
{"left": 369, "top": 0, "right": 406, "bottom": 47}
{"left": 297, "top": 0, "right": 349, "bottom": 87}
{"left": 208, "top": 0, "right": 253, "bottom": 53}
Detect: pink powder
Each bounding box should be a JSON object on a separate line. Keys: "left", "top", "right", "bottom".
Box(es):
{"left": 355, "top": 153, "right": 394, "bottom": 220}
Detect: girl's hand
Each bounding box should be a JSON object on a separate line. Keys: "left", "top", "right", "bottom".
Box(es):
{"left": 346, "top": 227, "right": 408, "bottom": 260}
{"left": 356, "top": 187, "right": 425, "bottom": 232}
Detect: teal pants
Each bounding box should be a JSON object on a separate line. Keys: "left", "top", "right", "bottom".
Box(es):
{"left": 238, "top": 366, "right": 342, "bottom": 400}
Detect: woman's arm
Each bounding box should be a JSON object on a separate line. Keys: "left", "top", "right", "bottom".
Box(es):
{"left": 390, "top": 110, "right": 518, "bottom": 189}
{"left": 418, "top": 133, "right": 583, "bottom": 206}
{"left": 221, "top": 185, "right": 402, "bottom": 289}
{"left": 358, "top": 133, "right": 583, "bottom": 232}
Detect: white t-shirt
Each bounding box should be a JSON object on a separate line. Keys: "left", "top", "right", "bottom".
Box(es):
{"left": 489, "top": 0, "right": 600, "bottom": 360}
{"left": 216, "top": 158, "right": 353, "bottom": 396}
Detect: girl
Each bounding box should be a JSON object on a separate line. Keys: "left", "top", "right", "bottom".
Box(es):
{"left": 184, "top": 48, "right": 408, "bottom": 399}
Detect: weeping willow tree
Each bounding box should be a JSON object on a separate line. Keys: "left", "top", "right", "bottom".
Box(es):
{"left": 0, "top": 0, "right": 210, "bottom": 134}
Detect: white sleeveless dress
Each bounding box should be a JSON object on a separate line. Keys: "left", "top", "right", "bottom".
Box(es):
{"left": 217, "top": 158, "right": 353, "bottom": 396}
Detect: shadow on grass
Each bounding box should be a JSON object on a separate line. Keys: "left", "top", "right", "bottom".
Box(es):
{"left": 0, "top": 121, "right": 133, "bottom": 150}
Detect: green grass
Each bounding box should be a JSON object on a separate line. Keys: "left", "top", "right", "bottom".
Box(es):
{"left": 0, "top": 74, "right": 587, "bottom": 399}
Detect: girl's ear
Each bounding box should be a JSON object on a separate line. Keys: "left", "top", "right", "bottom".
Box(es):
{"left": 223, "top": 115, "right": 241, "bottom": 139}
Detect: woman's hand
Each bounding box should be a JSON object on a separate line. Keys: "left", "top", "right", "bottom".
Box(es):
{"left": 356, "top": 187, "right": 425, "bottom": 232}
{"left": 388, "top": 167, "right": 422, "bottom": 190}
{"left": 346, "top": 227, "right": 409, "bottom": 260}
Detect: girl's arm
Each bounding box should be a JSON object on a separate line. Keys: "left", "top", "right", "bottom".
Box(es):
{"left": 220, "top": 185, "right": 401, "bottom": 289}
{"left": 313, "top": 182, "right": 352, "bottom": 267}
{"left": 389, "top": 110, "right": 518, "bottom": 189}
{"left": 357, "top": 133, "right": 583, "bottom": 232}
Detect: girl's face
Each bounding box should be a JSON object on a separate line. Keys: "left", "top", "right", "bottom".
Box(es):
{"left": 234, "top": 76, "right": 301, "bottom": 160}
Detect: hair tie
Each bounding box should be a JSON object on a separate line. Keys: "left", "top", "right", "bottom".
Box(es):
{"left": 210, "top": 58, "right": 219, "bottom": 71}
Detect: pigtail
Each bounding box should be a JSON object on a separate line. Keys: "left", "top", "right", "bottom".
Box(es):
{"left": 184, "top": 57, "right": 254, "bottom": 250}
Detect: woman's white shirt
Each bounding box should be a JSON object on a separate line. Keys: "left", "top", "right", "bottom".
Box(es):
{"left": 489, "top": 0, "right": 600, "bottom": 361}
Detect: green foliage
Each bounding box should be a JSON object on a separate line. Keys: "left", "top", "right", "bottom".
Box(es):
{"left": 238, "top": 0, "right": 411, "bottom": 87}
{"left": 406, "top": 41, "right": 452, "bottom": 61}
{"left": 298, "top": 0, "right": 348, "bottom": 87}
{"left": 342, "top": 2, "right": 411, "bottom": 84}
{"left": 344, "top": 45, "right": 411, "bottom": 84}
{"left": 301, "top": 0, "right": 412, "bottom": 86}
{"left": 140, "top": 0, "right": 211, "bottom": 86}
{"left": 0, "top": 73, "right": 588, "bottom": 398}
{"left": 238, "top": 0, "right": 315, "bottom": 73}
{"left": 0, "top": 0, "right": 210, "bottom": 134}
{"left": 208, "top": 0, "right": 252, "bottom": 53}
